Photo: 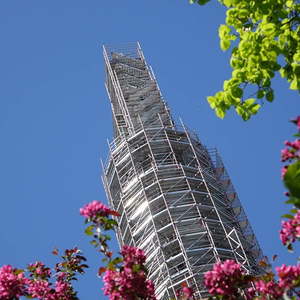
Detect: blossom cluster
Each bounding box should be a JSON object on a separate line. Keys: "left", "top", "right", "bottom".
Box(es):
{"left": 0, "top": 248, "right": 86, "bottom": 300}
{"left": 176, "top": 283, "right": 194, "bottom": 299}
{"left": 253, "top": 264, "right": 300, "bottom": 298}
{"left": 204, "top": 260, "right": 246, "bottom": 298}
{"left": 0, "top": 264, "right": 73, "bottom": 300}
{"left": 276, "top": 264, "right": 300, "bottom": 290}
{"left": 204, "top": 259, "right": 300, "bottom": 300}
{"left": 253, "top": 279, "right": 283, "bottom": 299}
{"left": 281, "top": 139, "right": 300, "bottom": 162}
{"left": 103, "top": 245, "right": 156, "bottom": 300}
{"left": 0, "top": 265, "right": 27, "bottom": 300}
{"left": 80, "top": 200, "right": 120, "bottom": 226}
{"left": 28, "top": 261, "right": 51, "bottom": 279}
{"left": 80, "top": 200, "right": 114, "bottom": 219}
{"left": 280, "top": 116, "right": 300, "bottom": 178}
{"left": 121, "top": 245, "right": 146, "bottom": 266}
{"left": 280, "top": 210, "right": 300, "bottom": 246}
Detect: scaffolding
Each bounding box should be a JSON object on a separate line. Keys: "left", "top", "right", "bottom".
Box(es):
{"left": 102, "top": 43, "right": 264, "bottom": 299}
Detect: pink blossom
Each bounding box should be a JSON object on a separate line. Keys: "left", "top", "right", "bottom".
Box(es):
{"left": 27, "top": 278, "right": 74, "bottom": 300}
{"left": 176, "top": 284, "right": 194, "bottom": 299}
{"left": 54, "top": 280, "right": 73, "bottom": 300}
{"left": 55, "top": 280, "right": 70, "bottom": 294}
{"left": 0, "top": 265, "right": 27, "bottom": 300}
{"left": 204, "top": 260, "right": 245, "bottom": 298}
{"left": 276, "top": 264, "right": 300, "bottom": 290}
{"left": 245, "top": 287, "right": 255, "bottom": 300}
{"left": 281, "top": 148, "right": 295, "bottom": 162}
{"left": 281, "top": 165, "right": 288, "bottom": 178}
{"left": 285, "top": 139, "right": 300, "bottom": 150}
{"left": 280, "top": 210, "right": 300, "bottom": 246}
{"left": 182, "top": 286, "right": 193, "bottom": 298}
{"left": 56, "top": 272, "right": 68, "bottom": 281}
{"left": 80, "top": 200, "right": 119, "bottom": 220}
{"left": 121, "top": 245, "right": 146, "bottom": 266}
{"left": 103, "top": 245, "right": 156, "bottom": 300}
{"left": 254, "top": 280, "right": 283, "bottom": 298}
{"left": 28, "top": 261, "right": 51, "bottom": 279}
{"left": 27, "top": 279, "right": 51, "bottom": 299}
{"left": 281, "top": 139, "right": 300, "bottom": 162}
{"left": 103, "top": 269, "right": 156, "bottom": 300}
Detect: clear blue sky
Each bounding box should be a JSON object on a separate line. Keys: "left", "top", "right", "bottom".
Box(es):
{"left": 0, "top": 1, "right": 299, "bottom": 299}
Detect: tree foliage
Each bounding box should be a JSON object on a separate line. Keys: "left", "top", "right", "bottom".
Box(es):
{"left": 190, "top": 0, "right": 300, "bottom": 120}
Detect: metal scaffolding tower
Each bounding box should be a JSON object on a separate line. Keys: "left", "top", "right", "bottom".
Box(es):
{"left": 102, "top": 42, "right": 263, "bottom": 299}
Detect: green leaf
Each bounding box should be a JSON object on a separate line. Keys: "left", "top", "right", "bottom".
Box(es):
{"left": 262, "top": 23, "right": 276, "bottom": 36}
{"left": 266, "top": 90, "right": 274, "bottom": 102}
{"left": 285, "top": 197, "right": 300, "bottom": 208}
{"left": 14, "top": 269, "right": 24, "bottom": 275}
{"left": 262, "top": 78, "right": 271, "bottom": 87}
{"left": 257, "top": 89, "right": 265, "bottom": 99}
{"left": 219, "top": 24, "right": 231, "bottom": 38}
{"left": 85, "top": 225, "right": 94, "bottom": 236}
{"left": 90, "top": 240, "right": 98, "bottom": 247}
{"left": 215, "top": 108, "right": 226, "bottom": 119}
{"left": 244, "top": 98, "right": 255, "bottom": 106}
{"left": 132, "top": 264, "right": 141, "bottom": 272}
{"left": 207, "top": 96, "right": 216, "bottom": 109}
{"left": 197, "top": 0, "right": 210, "bottom": 4}
{"left": 286, "top": 0, "right": 293, "bottom": 8}
{"left": 103, "top": 234, "right": 111, "bottom": 241}
{"left": 108, "top": 261, "right": 116, "bottom": 270}
{"left": 223, "top": 0, "right": 232, "bottom": 7}
{"left": 111, "top": 257, "right": 123, "bottom": 265}
{"left": 250, "top": 103, "right": 260, "bottom": 114}
{"left": 236, "top": 106, "right": 244, "bottom": 117}
{"left": 284, "top": 161, "right": 300, "bottom": 198}
{"left": 220, "top": 39, "right": 231, "bottom": 51}
{"left": 231, "top": 86, "right": 243, "bottom": 98}
{"left": 281, "top": 214, "right": 294, "bottom": 219}
{"left": 290, "top": 78, "right": 298, "bottom": 90}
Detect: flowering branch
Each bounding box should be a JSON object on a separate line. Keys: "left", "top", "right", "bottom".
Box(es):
{"left": 0, "top": 248, "right": 88, "bottom": 300}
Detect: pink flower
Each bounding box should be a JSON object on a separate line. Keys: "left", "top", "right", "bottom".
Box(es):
{"left": 204, "top": 260, "right": 245, "bottom": 298}
{"left": 245, "top": 287, "right": 255, "bottom": 300}
{"left": 0, "top": 265, "right": 27, "bottom": 300}
{"left": 27, "top": 278, "right": 74, "bottom": 300}
{"left": 176, "top": 284, "right": 194, "bottom": 299}
{"left": 285, "top": 139, "right": 300, "bottom": 150}
{"left": 27, "top": 279, "right": 51, "bottom": 299}
{"left": 55, "top": 280, "right": 70, "bottom": 294}
{"left": 56, "top": 272, "right": 68, "bottom": 282}
{"left": 54, "top": 280, "right": 73, "bottom": 300}
{"left": 281, "top": 148, "right": 295, "bottom": 162}
{"left": 280, "top": 210, "right": 300, "bottom": 246}
{"left": 281, "top": 139, "right": 300, "bottom": 162}
{"left": 276, "top": 264, "right": 300, "bottom": 290}
{"left": 281, "top": 165, "right": 288, "bottom": 178}
{"left": 28, "top": 261, "right": 51, "bottom": 279}
{"left": 80, "top": 201, "right": 120, "bottom": 220}
{"left": 254, "top": 280, "right": 283, "bottom": 298}
{"left": 103, "top": 246, "right": 156, "bottom": 300}
{"left": 121, "top": 245, "right": 146, "bottom": 266}
{"left": 103, "top": 269, "right": 156, "bottom": 300}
